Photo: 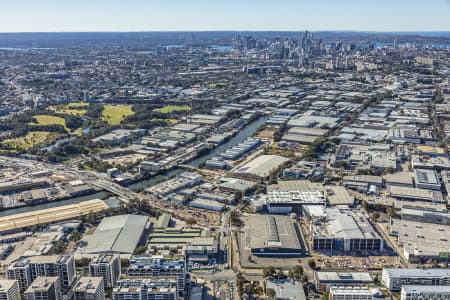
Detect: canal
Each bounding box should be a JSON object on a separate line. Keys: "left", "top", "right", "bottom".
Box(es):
{"left": 1, "top": 116, "right": 267, "bottom": 216}
{"left": 128, "top": 115, "right": 267, "bottom": 191}
{"left": 0, "top": 191, "right": 109, "bottom": 217}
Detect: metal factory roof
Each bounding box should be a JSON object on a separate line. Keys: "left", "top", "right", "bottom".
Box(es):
{"left": 79, "top": 214, "right": 148, "bottom": 255}
{"left": 247, "top": 214, "right": 301, "bottom": 251}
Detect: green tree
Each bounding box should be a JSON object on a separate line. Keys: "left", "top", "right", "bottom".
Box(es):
{"left": 263, "top": 266, "right": 275, "bottom": 278}
{"left": 53, "top": 240, "right": 66, "bottom": 254}
{"left": 234, "top": 191, "right": 243, "bottom": 202}
{"left": 276, "top": 269, "right": 285, "bottom": 279}
{"left": 292, "top": 265, "right": 304, "bottom": 279}
{"left": 77, "top": 257, "right": 90, "bottom": 267}
{"left": 266, "top": 288, "right": 276, "bottom": 300}
{"left": 288, "top": 270, "right": 294, "bottom": 280}
{"left": 68, "top": 231, "right": 82, "bottom": 242}
{"left": 135, "top": 246, "right": 146, "bottom": 255}
{"left": 374, "top": 274, "right": 380, "bottom": 285}
{"left": 308, "top": 258, "right": 317, "bottom": 270}
{"left": 361, "top": 201, "right": 368, "bottom": 211}
{"left": 230, "top": 210, "right": 240, "bottom": 226}
{"left": 236, "top": 272, "right": 244, "bottom": 296}
{"left": 186, "top": 218, "right": 196, "bottom": 227}
{"left": 386, "top": 206, "right": 394, "bottom": 219}
{"left": 372, "top": 212, "right": 380, "bottom": 222}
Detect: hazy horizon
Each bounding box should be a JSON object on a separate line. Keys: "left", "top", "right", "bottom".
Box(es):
{"left": 1, "top": 0, "right": 450, "bottom": 33}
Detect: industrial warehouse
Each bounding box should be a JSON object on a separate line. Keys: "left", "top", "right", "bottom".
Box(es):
{"left": 390, "top": 218, "right": 450, "bottom": 263}
{"left": 232, "top": 155, "right": 290, "bottom": 181}
{"left": 265, "top": 180, "right": 325, "bottom": 214}
{"left": 0, "top": 199, "right": 108, "bottom": 234}
{"left": 311, "top": 207, "right": 384, "bottom": 253}
{"left": 76, "top": 214, "right": 149, "bottom": 258}
{"left": 246, "top": 214, "right": 304, "bottom": 257}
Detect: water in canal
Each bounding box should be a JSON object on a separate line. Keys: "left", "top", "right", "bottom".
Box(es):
{"left": 0, "top": 191, "right": 109, "bottom": 217}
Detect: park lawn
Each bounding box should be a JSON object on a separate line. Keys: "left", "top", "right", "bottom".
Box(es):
{"left": 30, "top": 115, "right": 69, "bottom": 131}
{"left": 49, "top": 102, "right": 89, "bottom": 116}
{"left": 102, "top": 104, "right": 134, "bottom": 125}
{"left": 1, "top": 131, "right": 53, "bottom": 150}
{"left": 154, "top": 105, "right": 191, "bottom": 114}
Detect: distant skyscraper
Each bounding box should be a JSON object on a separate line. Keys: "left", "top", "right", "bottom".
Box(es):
{"left": 83, "top": 91, "right": 90, "bottom": 102}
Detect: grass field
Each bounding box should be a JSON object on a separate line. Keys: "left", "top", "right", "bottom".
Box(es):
{"left": 102, "top": 105, "right": 134, "bottom": 125}
{"left": 2, "top": 131, "right": 53, "bottom": 150}
{"left": 49, "top": 102, "right": 89, "bottom": 116}
{"left": 154, "top": 105, "right": 191, "bottom": 114}
{"left": 30, "top": 115, "right": 69, "bottom": 131}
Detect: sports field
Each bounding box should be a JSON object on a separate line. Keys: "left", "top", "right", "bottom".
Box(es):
{"left": 102, "top": 104, "right": 134, "bottom": 125}
{"left": 49, "top": 102, "right": 89, "bottom": 116}
{"left": 30, "top": 115, "right": 69, "bottom": 131}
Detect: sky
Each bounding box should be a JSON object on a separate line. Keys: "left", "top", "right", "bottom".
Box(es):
{"left": 1, "top": 0, "right": 450, "bottom": 33}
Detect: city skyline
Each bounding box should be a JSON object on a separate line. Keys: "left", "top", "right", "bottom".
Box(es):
{"left": 1, "top": 0, "right": 450, "bottom": 33}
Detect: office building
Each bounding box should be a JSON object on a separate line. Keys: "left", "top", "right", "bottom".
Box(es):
{"left": 382, "top": 268, "right": 450, "bottom": 291}
{"left": 112, "top": 278, "right": 178, "bottom": 300}
{"left": 24, "top": 277, "right": 62, "bottom": 300}
{"left": 127, "top": 255, "right": 186, "bottom": 295}
{"left": 315, "top": 272, "right": 373, "bottom": 292}
{"left": 400, "top": 206, "right": 450, "bottom": 225}
{"left": 0, "top": 279, "right": 20, "bottom": 300}
{"left": 401, "top": 285, "right": 450, "bottom": 300}
{"left": 89, "top": 255, "right": 121, "bottom": 289}
{"left": 71, "top": 277, "right": 105, "bottom": 300}
{"left": 185, "top": 236, "right": 218, "bottom": 266}
{"left": 329, "top": 286, "right": 384, "bottom": 300}
{"left": 413, "top": 169, "right": 441, "bottom": 191}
